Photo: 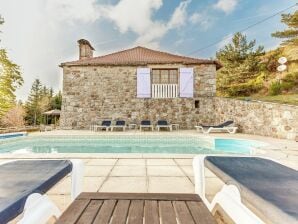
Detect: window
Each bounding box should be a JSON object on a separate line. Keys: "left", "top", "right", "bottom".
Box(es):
{"left": 152, "top": 69, "right": 178, "bottom": 84}
{"left": 151, "top": 69, "right": 179, "bottom": 98}
{"left": 195, "top": 100, "right": 200, "bottom": 109}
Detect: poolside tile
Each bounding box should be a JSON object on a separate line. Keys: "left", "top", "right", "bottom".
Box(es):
{"left": 110, "top": 165, "right": 146, "bottom": 176}
{"left": 99, "top": 177, "right": 147, "bottom": 192}
{"left": 47, "top": 177, "right": 71, "bottom": 195}
{"left": 116, "top": 158, "right": 146, "bottom": 166}
{"left": 148, "top": 177, "right": 194, "bottom": 193}
{"left": 205, "top": 177, "right": 224, "bottom": 198}
{"left": 174, "top": 159, "right": 193, "bottom": 166}
{"left": 85, "top": 165, "right": 113, "bottom": 177}
{"left": 83, "top": 177, "right": 105, "bottom": 192}
{"left": 180, "top": 166, "right": 194, "bottom": 177}
{"left": 188, "top": 176, "right": 195, "bottom": 184}
{"left": 48, "top": 194, "right": 71, "bottom": 212}
{"left": 278, "top": 159, "right": 298, "bottom": 170}
{"left": 147, "top": 166, "right": 185, "bottom": 176}
{"left": 205, "top": 167, "right": 217, "bottom": 177}
{"left": 146, "top": 159, "right": 176, "bottom": 166}
{"left": 87, "top": 159, "right": 117, "bottom": 166}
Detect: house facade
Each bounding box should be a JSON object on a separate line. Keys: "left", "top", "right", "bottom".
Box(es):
{"left": 60, "top": 39, "right": 221, "bottom": 129}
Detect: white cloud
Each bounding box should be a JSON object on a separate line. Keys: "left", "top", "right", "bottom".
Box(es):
{"left": 100, "top": 0, "right": 191, "bottom": 47}
{"left": 168, "top": 0, "right": 191, "bottom": 29}
{"left": 189, "top": 12, "right": 213, "bottom": 29}
{"left": 213, "top": 0, "right": 238, "bottom": 14}
{"left": 45, "top": 0, "right": 100, "bottom": 23}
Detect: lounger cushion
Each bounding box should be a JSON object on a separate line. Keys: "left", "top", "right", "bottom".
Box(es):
{"left": 102, "top": 120, "right": 111, "bottom": 126}
{"left": 0, "top": 160, "right": 72, "bottom": 223}
{"left": 141, "top": 120, "right": 151, "bottom": 125}
{"left": 201, "top": 120, "right": 233, "bottom": 128}
{"left": 205, "top": 156, "right": 298, "bottom": 224}
{"left": 115, "top": 120, "right": 125, "bottom": 126}
{"left": 157, "top": 120, "right": 168, "bottom": 126}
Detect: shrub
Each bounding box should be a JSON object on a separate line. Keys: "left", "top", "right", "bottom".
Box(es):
{"left": 1, "top": 105, "right": 25, "bottom": 127}
{"left": 269, "top": 81, "right": 282, "bottom": 96}
{"left": 282, "top": 72, "right": 298, "bottom": 84}
{"left": 226, "top": 81, "right": 263, "bottom": 96}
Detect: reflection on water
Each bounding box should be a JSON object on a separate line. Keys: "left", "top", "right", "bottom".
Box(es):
{"left": 0, "top": 136, "right": 257, "bottom": 154}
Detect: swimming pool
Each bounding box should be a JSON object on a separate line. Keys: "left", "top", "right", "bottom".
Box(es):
{"left": 0, "top": 135, "right": 265, "bottom": 154}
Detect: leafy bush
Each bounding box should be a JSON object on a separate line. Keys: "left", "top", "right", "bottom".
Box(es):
{"left": 282, "top": 72, "right": 298, "bottom": 84}
{"left": 226, "top": 81, "right": 263, "bottom": 96}
{"left": 279, "top": 72, "right": 298, "bottom": 92}
{"left": 269, "top": 81, "right": 282, "bottom": 96}
{"left": 280, "top": 82, "right": 295, "bottom": 91}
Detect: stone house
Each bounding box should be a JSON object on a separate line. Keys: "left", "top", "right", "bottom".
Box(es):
{"left": 60, "top": 39, "right": 221, "bottom": 129}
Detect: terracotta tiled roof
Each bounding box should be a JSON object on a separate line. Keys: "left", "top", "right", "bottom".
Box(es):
{"left": 60, "top": 46, "right": 221, "bottom": 69}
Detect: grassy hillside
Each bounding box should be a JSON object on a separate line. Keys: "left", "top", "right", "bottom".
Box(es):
{"left": 224, "top": 45, "right": 298, "bottom": 105}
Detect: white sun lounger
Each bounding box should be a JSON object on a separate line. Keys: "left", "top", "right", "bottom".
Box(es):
{"left": 140, "top": 120, "right": 154, "bottom": 131}
{"left": 94, "top": 120, "right": 112, "bottom": 131}
{"left": 195, "top": 120, "right": 238, "bottom": 134}
{"left": 0, "top": 159, "right": 84, "bottom": 224}
{"left": 111, "top": 120, "right": 126, "bottom": 131}
{"left": 156, "top": 120, "right": 172, "bottom": 131}
{"left": 193, "top": 155, "right": 298, "bottom": 224}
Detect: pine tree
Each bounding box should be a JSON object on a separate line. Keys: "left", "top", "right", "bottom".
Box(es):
{"left": 25, "top": 79, "right": 42, "bottom": 125}
{"left": 272, "top": 11, "right": 298, "bottom": 45}
{"left": 51, "top": 91, "right": 62, "bottom": 110}
{"left": 216, "top": 32, "right": 265, "bottom": 96}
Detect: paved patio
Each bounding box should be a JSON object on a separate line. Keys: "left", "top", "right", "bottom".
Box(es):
{"left": 46, "top": 158, "right": 197, "bottom": 211}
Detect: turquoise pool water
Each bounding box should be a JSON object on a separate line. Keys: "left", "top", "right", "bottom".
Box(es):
{"left": 0, "top": 135, "right": 265, "bottom": 154}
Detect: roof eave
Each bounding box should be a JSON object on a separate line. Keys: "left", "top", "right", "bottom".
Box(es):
{"left": 60, "top": 61, "right": 221, "bottom": 68}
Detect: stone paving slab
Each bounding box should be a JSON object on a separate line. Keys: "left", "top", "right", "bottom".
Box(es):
{"left": 148, "top": 177, "right": 194, "bottom": 193}
{"left": 100, "top": 177, "right": 147, "bottom": 193}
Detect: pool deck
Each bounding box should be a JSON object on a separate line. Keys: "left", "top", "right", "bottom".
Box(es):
{"left": 1, "top": 130, "right": 297, "bottom": 220}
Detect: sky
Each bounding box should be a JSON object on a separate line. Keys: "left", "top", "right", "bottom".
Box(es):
{"left": 0, "top": 0, "right": 296, "bottom": 101}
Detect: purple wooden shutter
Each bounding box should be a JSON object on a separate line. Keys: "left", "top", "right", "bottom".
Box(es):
{"left": 179, "top": 68, "right": 194, "bottom": 97}
{"left": 137, "top": 68, "right": 151, "bottom": 98}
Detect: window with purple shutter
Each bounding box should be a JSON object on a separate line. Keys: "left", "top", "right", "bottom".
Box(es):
{"left": 137, "top": 68, "right": 151, "bottom": 98}
{"left": 179, "top": 68, "right": 194, "bottom": 98}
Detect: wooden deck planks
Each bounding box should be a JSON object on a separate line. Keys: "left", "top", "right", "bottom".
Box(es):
{"left": 127, "top": 200, "right": 144, "bottom": 224}
{"left": 93, "top": 199, "right": 117, "bottom": 224}
{"left": 159, "top": 201, "right": 177, "bottom": 224}
{"left": 76, "top": 200, "right": 103, "bottom": 224}
{"left": 56, "top": 193, "right": 215, "bottom": 224}
{"left": 186, "top": 201, "right": 217, "bottom": 224}
{"left": 173, "top": 201, "right": 195, "bottom": 224}
{"left": 78, "top": 192, "right": 201, "bottom": 201}
{"left": 144, "top": 200, "right": 159, "bottom": 224}
{"left": 56, "top": 199, "right": 90, "bottom": 224}
{"left": 110, "top": 200, "right": 130, "bottom": 224}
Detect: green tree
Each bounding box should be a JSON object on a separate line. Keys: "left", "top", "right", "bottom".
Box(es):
{"left": 25, "top": 79, "right": 42, "bottom": 125}
{"left": 25, "top": 79, "right": 62, "bottom": 125}
{"left": 51, "top": 91, "right": 62, "bottom": 110}
{"left": 272, "top": 11, "right": 298, "bottom": 45}
{"left": 216, "top": 32, "right": 265, "bottom": 96}
{"left": 0, "top": 16, "right": 23, "bottom": 116}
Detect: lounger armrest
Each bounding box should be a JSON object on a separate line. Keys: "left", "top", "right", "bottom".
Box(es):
{"left": 70, "top": 159, "right": 84, "bottom": 200}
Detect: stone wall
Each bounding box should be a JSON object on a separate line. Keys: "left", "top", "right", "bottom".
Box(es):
{"left": 60, "top": 63, "right": 298, "bottom": 140}
{"left": 60, "top": 64, "right": 217, "bottom": 130}
{"left": 212, "top": 98, "right": 298, "bottom": 140}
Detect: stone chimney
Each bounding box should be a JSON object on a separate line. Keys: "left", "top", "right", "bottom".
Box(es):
{"left": 78, "top": 39, "right": 95, "bottom": 60}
